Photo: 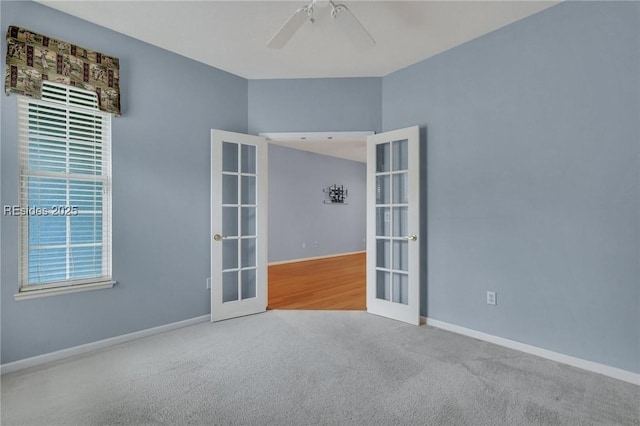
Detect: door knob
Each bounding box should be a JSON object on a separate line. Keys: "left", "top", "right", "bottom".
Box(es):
{"left": 405, "top": 234, "right": 417, "bottom": 241}
{"left": 213, "top": 234, "right": 227, "bottom": 241}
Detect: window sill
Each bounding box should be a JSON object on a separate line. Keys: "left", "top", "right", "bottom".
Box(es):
{"left": 14, "top": 280, "right": 116, "bottom": 301}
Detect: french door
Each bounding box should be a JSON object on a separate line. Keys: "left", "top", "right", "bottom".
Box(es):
{"left": 366, "top": 126, "right": 420, "bottom": 325}
{"left": 211, "top": 130, "right": 267, "bottom": 322}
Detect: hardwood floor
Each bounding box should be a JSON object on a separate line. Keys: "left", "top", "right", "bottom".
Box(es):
{"left": 268, "top": 252, "right": 366, "bottom": 310}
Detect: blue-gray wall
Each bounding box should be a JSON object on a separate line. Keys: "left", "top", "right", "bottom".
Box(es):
{"left": 2, "top": 0, "right": 638, "bottom": 375}
{"left": 248, "top": 78, "right": 382, "bottom": 134}
{"left": 1, "top": 1, "right": 248, "bottom": 363}
{"left": 249, "top": 77, "right": 379, "bottom": 262}
{"left": 382, "top": 1, "right": 640, "bottom": 373}
{"left": 268, "top": 145, "right": 366, "bottom": 263}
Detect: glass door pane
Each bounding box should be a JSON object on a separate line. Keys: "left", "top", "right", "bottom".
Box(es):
{"left": 221, "top": 141, "right": 258, "bottom": 305}
{"left": 374, "top": 139, "right": 411, "bottom": 305}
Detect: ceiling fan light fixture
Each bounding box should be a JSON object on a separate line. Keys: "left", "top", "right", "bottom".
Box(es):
{"left": 330, "top": 3, "right": 344, "bottom": 19}
{"left": 267, "top": 0, "right": 375, "bottom": 49}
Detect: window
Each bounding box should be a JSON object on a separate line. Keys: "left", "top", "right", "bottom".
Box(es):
{"left": 16, "top": 82, "right": 112, "bottom": 298}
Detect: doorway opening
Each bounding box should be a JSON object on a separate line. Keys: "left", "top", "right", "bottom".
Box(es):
{"left": 211, "top": 126, "right": 420, "bottom": 324}
{"left": 261, "top": 131, "right": 371, "bottom": 311}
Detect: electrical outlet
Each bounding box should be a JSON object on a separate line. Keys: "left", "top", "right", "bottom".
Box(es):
{"left": 302, "top": 242, "right": 306, "bottom": 249}
{"left": 206, "top": 277, "right": 211, "bottom": 290}
{"left": 314, "top": 241, "right": 319, "bottom": 247}
{"left": 486, "top": 291, "right": 496, "bottom": 306}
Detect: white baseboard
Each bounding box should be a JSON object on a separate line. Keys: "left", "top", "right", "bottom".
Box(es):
{"left": 422, "top": 316, "right": 640, "bottom": 386}
{"left": 268, "top": 250, "right": 365, "bottom": 266}
{"left": 1, "top": 315, "right": 210, "bottom": 375}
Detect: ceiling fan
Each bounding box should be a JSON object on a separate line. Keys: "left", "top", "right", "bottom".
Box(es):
{"left": 267, "top": 0, "right": 375, "bottom": 49}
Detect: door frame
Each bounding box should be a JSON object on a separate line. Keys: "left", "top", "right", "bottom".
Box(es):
{"left": 212, "top": 128, "right": 422, "bottom": 323}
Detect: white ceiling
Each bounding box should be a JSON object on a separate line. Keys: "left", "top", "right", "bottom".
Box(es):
{"left": 261, "top": 131, "right": 373, "bottom": 162}
{"left": 35, "top": 0, "right": 558, "bottom": 162}
{"left": 269, "top": 139, "right": 367, "bottom": 162}
{"left": 36, "top": 0, "right": 558, "bottom": 79}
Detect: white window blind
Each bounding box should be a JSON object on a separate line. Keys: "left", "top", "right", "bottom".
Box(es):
{"left": 18, "top": 82, "right": 112, "bottom": 292}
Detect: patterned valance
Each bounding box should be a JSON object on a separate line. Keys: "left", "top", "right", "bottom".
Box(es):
{"left": 5, "top": 26, "right": 120, "bottom": 115}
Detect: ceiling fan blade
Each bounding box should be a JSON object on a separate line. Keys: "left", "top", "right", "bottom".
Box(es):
{"left": 267, "top": 6, "right": 310, "bottom": 49}
{"left": 332, "top": 4, "right": 375, "bottom": 49}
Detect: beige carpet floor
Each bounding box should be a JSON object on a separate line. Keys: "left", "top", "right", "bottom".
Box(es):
{"left": 2, "top": 310, "right": 639, "bottom": 425}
